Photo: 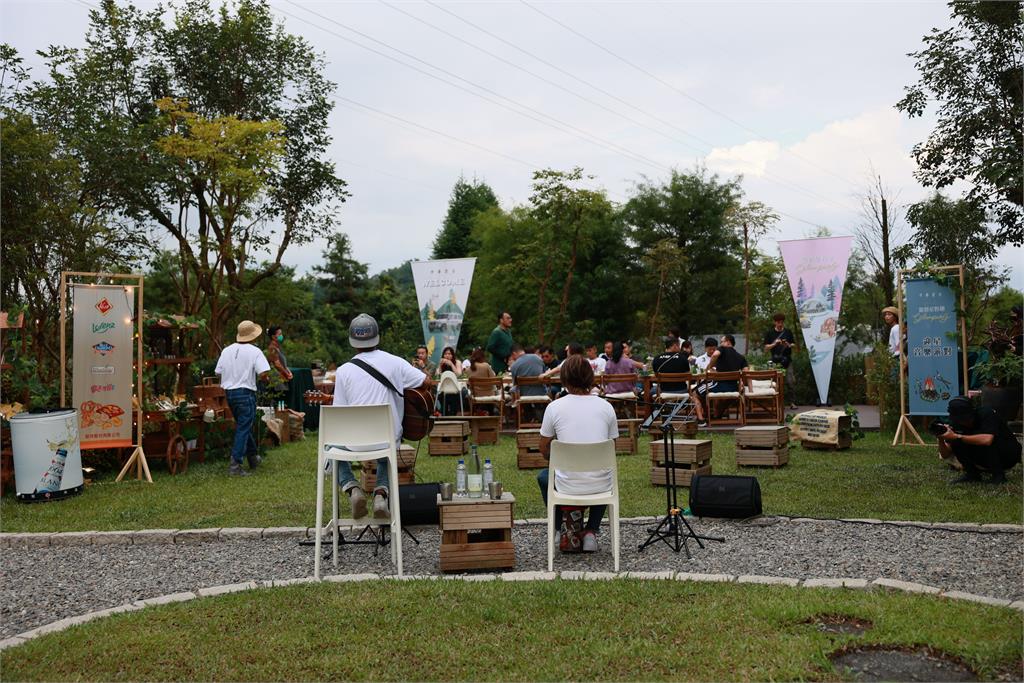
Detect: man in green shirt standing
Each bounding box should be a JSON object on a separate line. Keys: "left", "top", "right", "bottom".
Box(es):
{"left": 486, "top": 311, "right": 514, "bottom": 373}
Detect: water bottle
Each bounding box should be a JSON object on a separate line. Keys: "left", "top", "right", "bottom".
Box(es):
{"left": 455, "top": 459, "right": 467, "bottom": 497}
{"left": 482, "top": 458, "right": 494, "bottom": 490}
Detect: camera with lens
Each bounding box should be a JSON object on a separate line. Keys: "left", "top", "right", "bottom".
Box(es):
{"left": 928, "top": 419, "right": 955, "bottom": 437}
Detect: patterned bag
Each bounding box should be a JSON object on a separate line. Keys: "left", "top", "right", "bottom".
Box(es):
{"left": 559, "top": 506, "right": 584, "bottom": 552}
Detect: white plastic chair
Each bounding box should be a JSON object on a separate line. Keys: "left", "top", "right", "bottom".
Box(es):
{"left": 316, "top": 404, "right": 403, "bottom": 578}
{"left": 436, "top": 370, "right": 464, "bottom": 415}
{"left": 546, "top": 439, "right": 620, "bottom": 572}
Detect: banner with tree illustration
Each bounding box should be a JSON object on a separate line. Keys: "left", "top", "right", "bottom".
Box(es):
{"left": 905, "top": 278, "right": 959, "bottom": 415}
{"left": 779, "top": 236, "right": 853, "bottom": 405}
{"left": 410, "top": 258, "right": 476, "bottom": 365}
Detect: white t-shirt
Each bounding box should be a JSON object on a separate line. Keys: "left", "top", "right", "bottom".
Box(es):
{"left": 215, "top": 343, "right": 271, "bottom": 391}
{"left": 888, "top": 324, "right": 900, "bottom": 357}
{"left": 588, "top": 356, "right": 607, "bottom": 374}
{"left": 333, "top": 349, "right": 427, "bottom": 440}
{"left": 694, "top": 353, "right": 712, "bottom": 371}
{"left": 540, "top": 394, "right": 618, "bottom": 495}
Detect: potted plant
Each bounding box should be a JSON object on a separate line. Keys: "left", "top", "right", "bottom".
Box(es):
{"left": 972, "top": 322, "right": 1024, "bottom": 423}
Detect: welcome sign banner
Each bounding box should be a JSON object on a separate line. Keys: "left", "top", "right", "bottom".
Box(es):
{"left": 905, "top": 278, "right": 959, "bottom": 415}
{"left": 411, "top": 258, "right": 476, "bottom": 365}
{"left": 71, "top": 284, "right": 135, "bottom": 449}
{"left": 779, "top": 236, "right": 853, "bottom": 405}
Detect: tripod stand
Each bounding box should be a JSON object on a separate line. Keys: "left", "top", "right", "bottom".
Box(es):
{"left": 639, "top": 400, "right": 725, "bottom": 557}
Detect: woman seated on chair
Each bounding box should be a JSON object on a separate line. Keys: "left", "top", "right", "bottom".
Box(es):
{"left": 434, "top": 346, "right": 463, "bottom": 378}
{"left": 537, "top": 354, "right": 618, "bottom": 553}
{"left": 466, "top": 347, "right": 495, "bottom": 381}
{"left": 601, "top": 341, "right": 642, "bottom": 394}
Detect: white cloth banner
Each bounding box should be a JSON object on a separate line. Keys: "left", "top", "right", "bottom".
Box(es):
{"left": 410, "top": 258, "right": 476, "bottom": 365}
{"left": 778, "top": 236, "right": 853, "bottom": 405}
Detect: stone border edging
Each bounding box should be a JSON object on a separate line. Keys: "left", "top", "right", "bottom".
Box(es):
{"left": 1, "top": 516, "right": 1020, "bottom": 548}
{"left": 1, "top": 570, "right": 1021, "bottom": 653}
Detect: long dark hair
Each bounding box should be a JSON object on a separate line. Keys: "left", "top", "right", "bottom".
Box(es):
{"left": 441, "top": 346, "right": 456, "bottom": 362}
{"left": 611, "top": 341, "right": 625, "bottom": 364}
{"left": 469, "top": 347, "right": 486, "bottom": 371}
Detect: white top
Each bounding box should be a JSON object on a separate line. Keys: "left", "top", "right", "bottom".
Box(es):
{"left": 333, "top": 349, "right": 426, "bottom": 440}
{"left": 540, "top": 394, "right": 618, "bottom": 495}
{"left": 888, "top": 323, "right": 900, "bottom": 357}
{"left": 588, "top": 356, "right": 607, "bottom": 374}
{"left": 694, "top": 353, "right": 712, "bottom": 370}
{"left": 215, "top": 343, "right": 271, "bottom": 391}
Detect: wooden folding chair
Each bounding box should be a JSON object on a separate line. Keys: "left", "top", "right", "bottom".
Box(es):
{"left": 513, "top": 375, "right": 551, "bottom": 429}
{"left": 468, "top": 377, "right": 505, "bottom": 424}
{"left": 705, "top": 371, "right": 744, "bottom": 426}
{"left": 600, "top": 373, "right": 638, "bottom": 419}
{"left": 742, "top": 370, "right": 784, "bottom": 424}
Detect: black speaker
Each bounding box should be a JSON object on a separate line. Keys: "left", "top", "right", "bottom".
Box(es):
{"left": 689, "top": 475, "right": 761, "bottom": 519}
{"left": 399, "top": 483, "right": 441, "bottom": 526}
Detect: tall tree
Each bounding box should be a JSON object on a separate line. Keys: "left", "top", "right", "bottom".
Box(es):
{"left": 431, "top": 176, "right": 499, "bottom": 259}
{"left": 896, "top": 1, "right": 1023, "bottom": 245}
{"left": 725, "top": 200, "right": 778, "bottom": 353}
{"left": 22, "top": 0, "right": 348, "bottom": 353}
{"left": 853, "top": 171, "right": 907, "bottom": 308}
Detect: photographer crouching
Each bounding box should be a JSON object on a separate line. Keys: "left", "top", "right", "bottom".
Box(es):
{"left": 935, "top": 396, "right": 1021, "bottom": 484}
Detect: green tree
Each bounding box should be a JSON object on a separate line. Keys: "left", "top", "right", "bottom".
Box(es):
{"left": 22, "top": 0, "right": 348, "bottom": 353}
{"left": 896, "top": 1, "right": 1023, "bottom": 245}
{"left": 431, "top": 176, "right": 500, "bottom": 259}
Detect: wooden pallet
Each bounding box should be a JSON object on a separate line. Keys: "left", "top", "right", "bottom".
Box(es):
{"left": 650, "top": 438, "right": 712, "bottom": 465}
{"left": 516, "top": 429, "right": 547, "bottom": 469}
{"left": 802, "top": 432, "right": 853, "bottom": 451}
{"left": 736, "top": 445, "right": 789, "bottom": 467}
{"left": 650, "top": 463, "right": 711, "bottom": 487}
{"left": 734, "top": 425, "right": 789, "bottom": 449}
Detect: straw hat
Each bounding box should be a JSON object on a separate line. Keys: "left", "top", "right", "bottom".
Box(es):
{"left": 236, "top": 320, "right": 262, "bottom": 343}
{"left": 881, "top": 306, "right": 899, "bottom": 318}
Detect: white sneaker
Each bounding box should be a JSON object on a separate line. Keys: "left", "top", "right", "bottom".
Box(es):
{"left": 373, "top": 492, "right": 389, "bottom": 519}
{"left": 581, "top": 531, "right": 598, "bottom": 553}
{"left": 348, "top": 487, "right": 368, "bottom": 518}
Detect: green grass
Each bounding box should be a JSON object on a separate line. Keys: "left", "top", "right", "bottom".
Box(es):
{"left": 1, "top": 432, "right": 1020, "bottom": 532}
{"left": 2, "top": 580, "right": 1021, "bottom": 681}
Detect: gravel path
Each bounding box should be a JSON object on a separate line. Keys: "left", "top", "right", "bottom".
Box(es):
{"left": 2, "top": 517, "right": 1021, "bottom": 639}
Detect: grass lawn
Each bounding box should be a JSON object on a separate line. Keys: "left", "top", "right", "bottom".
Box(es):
{"left": 2, "top": 580, "right": 1021, "bottom": 681}
{"left": 1, "top": 431, "right": 1020, "bottom": 532}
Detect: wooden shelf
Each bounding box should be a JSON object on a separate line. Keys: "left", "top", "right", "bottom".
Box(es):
{"left": 146, "top": 357, "right": 194, "bottom": 366}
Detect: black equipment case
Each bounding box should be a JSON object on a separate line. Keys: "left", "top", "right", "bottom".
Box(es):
{"left": 689, "top": 475, "right": 762, "bottom": 519}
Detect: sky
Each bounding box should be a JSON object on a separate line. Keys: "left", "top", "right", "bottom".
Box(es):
{"left": 2, "top": 0, "right": 1021, "bottom": 289}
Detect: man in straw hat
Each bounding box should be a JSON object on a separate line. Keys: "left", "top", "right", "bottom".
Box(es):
{"left": 332, "top": 314, "right": 434, "bottom": 519}
{"left": 882, "top": 306, "right": 900, "bottom": 359}
{"left": 216, "top": 320, "right": 272, "bottom": 476}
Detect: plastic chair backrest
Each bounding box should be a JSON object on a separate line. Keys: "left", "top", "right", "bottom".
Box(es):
{"left": 549, "top": 439, "right": 617, "bottom": 477}
{"left": 319, "top": 404, "right": 394, "bottom": 451}
{"left": 438, "top": 371, "right": 461, "bottom": 395}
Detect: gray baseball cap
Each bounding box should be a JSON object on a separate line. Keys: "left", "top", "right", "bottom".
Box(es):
{"left": 349, "top": 313, "right": 380, "bottom": 349}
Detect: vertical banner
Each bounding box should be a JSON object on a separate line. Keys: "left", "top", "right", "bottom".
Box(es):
{"left": 905, "top": 278, "right": 959, "bottom": 415}
{"left": 779, "top": 236, "right": 853, "bottom": 405}
{"left": 410, "top": 258, "right": 477, "bottom": 364}
{"left": 71, "top": 284, "right": 135, "bottom": 449}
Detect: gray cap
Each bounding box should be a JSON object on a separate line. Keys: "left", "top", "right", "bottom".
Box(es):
{"left": 349, "top": 313, "right": 380, "bottom": 349}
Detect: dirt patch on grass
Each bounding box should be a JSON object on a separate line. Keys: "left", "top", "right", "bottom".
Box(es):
{"left": 830, "top": 644, "right": 978, "bottom": 682}
{"left": 804, "top": 613, "right": 874, "bottom": 636}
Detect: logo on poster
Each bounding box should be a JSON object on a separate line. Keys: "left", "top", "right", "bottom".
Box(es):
{"left": 92, "top": 321, "right": 115, "bottom": 334}
{"left": 92, "top": 341, "right": 115, "bottom": 356}
{"left": 95, "top": 298, "right": 113, "bottom": 315}
{"left": 90, "top": 383, "right": 114, "bottom": 393}
{"left": 91, "top": 365, "right": 115, "bottom": 375}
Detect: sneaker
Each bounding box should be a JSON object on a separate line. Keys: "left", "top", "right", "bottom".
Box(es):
{"left": 228, "top": 462, "right": 250, "bottom": 477}
{"left": 247, "top": 453, "right": 262, "bottom": 470}
{"left": 349, "top": 487, "right": 368, "bottom": 518}
{"left": 581, "top": 531, "right": 598, "bottom": 553}
{"left": 989, "top": 469, "right": 1008, "bottom": 484}
{"left": 373, "top": 491, "right": 390, "bottom": 519}
{"left": 950, "top": 471, "right": 982, "bottom": 485}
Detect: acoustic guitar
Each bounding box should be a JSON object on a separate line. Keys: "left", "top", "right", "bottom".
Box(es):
{"left": 303, "top": 387, "right": 435, "bottom": 441}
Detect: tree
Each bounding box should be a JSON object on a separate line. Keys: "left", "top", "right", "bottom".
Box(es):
{"left": 853, "top": 171, "right": 907, "bottom": 309}
{"left": 724, "top": 200, "right": 778, "bottom": 353}
{"left": 22, "top": 0, "right": 348, "bottom": 353}
{"left": 896, "top": 1, "right": 1023, "bottom": 245}
{"left": 642, "top": 239, "right": 686, "bottom": 348}
{"left": 431, "top": 176, "right": 500, "bottom": 259}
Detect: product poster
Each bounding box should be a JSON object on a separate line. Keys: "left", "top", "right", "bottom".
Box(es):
{"left": 779, "top": 236, "right": 853, "bottom": 405}
{"left": 905, "top": 278, "right": 960, "bottom": 415}
{"left": 410, "top": 258, "right": 476, "bottom": 365}
{"left": 71, "top": 284, "right": 135, "bottom": 448}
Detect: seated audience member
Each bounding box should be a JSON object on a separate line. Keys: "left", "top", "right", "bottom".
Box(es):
{"left": 652, "top": 336, "right": 691, "bottom": 390}
{"left": 537, "top": 355, "right": 618, "bottom": 553}
{"left": 435, "top": 346, "right": 462, "bottom": 377}
{"left": 599, "top": 340, "right": 614, "bottom": 361}
{"left": 510, "top": 345, "right": 547, "bottom": 397}
{"left": 467, "top": 347, "right": 495, "bottom": 381}
{"left": 601, "top": 341, "right": 639, "bottom": 395}
{"left": 707, "top": 334, "right": 749, "bottom": 392}
{"left": 621, "top": 340, "right": 645, "bottom": 368}
{"left": 938, "top": 396, "right": 1022, "bottom": 484}
{"left": 539, "top": 345, "right": 559, "bottom": 373}
{"left": 411, "top": 345, "right": 436, "bottom": 377}
{"left": 585, "top": 343, "right": 607, "bottom": 374}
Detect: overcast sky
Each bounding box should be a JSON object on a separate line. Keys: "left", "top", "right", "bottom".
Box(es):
{"left": 3, "top": 0, "right": 1021, "bottom": 289}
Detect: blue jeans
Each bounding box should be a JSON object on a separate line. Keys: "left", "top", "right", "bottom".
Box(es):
{"left": 336, "top": 455, "right": 390, "bottom": 494}
{"left": 537, "top": 468, "right": 604, "bottom": 533}
{"left": 225, "top": 388, "right": 258, "bottom": 465}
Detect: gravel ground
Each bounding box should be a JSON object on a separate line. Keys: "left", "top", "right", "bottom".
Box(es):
{"left": 1, "top": 517, "right": 1021, "bottom": 639}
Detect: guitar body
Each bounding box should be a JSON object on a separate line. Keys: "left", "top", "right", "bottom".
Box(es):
{"left": 305, "top": 388, "right": 435, "bottom": 441}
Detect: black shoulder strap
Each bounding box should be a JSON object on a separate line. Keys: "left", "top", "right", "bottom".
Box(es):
{"left": 347, "top": 357, "right": 402, "bottom": 396}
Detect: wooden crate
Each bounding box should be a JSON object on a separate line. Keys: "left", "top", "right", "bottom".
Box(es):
{"left": 802, "top": 432, "right": 853, "bottom": 451}
{"left": 361, "top": 446, "right": 417, "bottom": 473}
{"left": 429, "top": 421, "right": 470, "bottom": 456}
{"left": 361, "top": 468, "right": 416, "bottom": 490}
{"left": 650, "top": 463, "right": 711, "bottom": 487}
{"left": 439, "top": 532, "right": 515, "bottom": 571}
{"left": 735, "top": 426, "right": 789, "bottom": 449}
{"left": 650, "top": 438, "right": 712, "bottom": 465}
{"left": 475, "top": 416, "right": 500, "bottom": 445}
{"left": 516, "top": 429, "right": 546, "bottom": 469}
{"left": 614, "top": 418, "right": 642, "bottom": 454}
{"left": 438, "top": 494, "right": 516, "bottom": 572}
{"left": 737, "top": 445, "right": 789, "bottom": 467}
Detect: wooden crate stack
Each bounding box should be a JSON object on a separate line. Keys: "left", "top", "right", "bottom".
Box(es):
{"left": 649, "top": 437, "right": 712, "bottom": 487}
{"left": 360, "top": 444, "right": 418, "bottom": 490}
{"left": 429, "top": 421, "right": 470, "bottom": 456}
{"left": 516, "top": 429, "right": 547, "bottom": 469}
{"left": 648, "top": 417, "right": 699, "bottom": 440}
{"left": 735, "top": 426, "right": 790, "bottom": 467}
{"left": 801, "top": 414, "right": 853, "bottom": 450}
{"left": 438, "top": 495, "right": 515, "bottom": 572}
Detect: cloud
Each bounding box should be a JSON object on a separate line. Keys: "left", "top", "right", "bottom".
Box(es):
{"left": 706, "top": 140, "right": 781, "bottom": 177}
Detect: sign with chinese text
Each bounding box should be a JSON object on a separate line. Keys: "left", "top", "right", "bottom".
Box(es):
{"left": 71, "top": 284, "right": 135, "bottom": 448}
{"left": 411, "top": 258, "right": 476, "bottom": 365}
{"left": 905, "top": 278, "right": 959, "bottom": 415}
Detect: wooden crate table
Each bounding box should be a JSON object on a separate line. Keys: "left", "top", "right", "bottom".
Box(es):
{"left": 735, "top": 426, "right": 790, "bottom": 467}
{"left": 438, "top": 493, "right": 516, "bottom": 572}
{"left": 360, "top": 444, "right": 417, "bottom": 489}
{"left": 435, "top": 415, "right": 501, "bottom": 445}
{"left": 649, "top": 437, "right": 711, "bottom": 487}
{"left": 615, "top": 418, "right": 643, "bottom": 454}
{"left": 429, "top": 421, "right": 470, "bottom": 456}
{"left": 516, "top": 429, "right": 547, "bottom": 469}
